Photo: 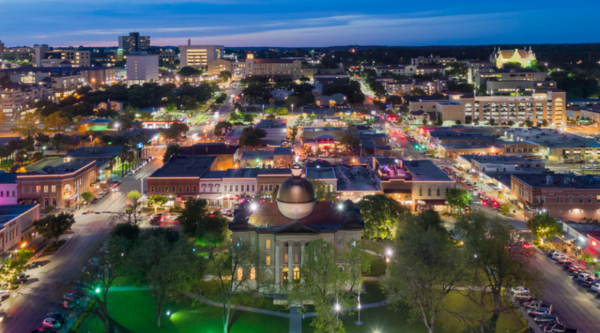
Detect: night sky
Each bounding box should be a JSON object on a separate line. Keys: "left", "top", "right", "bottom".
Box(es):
{"left": 2, "top": 0, "right": 599, "bottom": 47}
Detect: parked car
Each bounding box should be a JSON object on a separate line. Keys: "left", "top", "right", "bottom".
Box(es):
{"left": 149, "top": 213, "right": 163, "bottom": 223}
{"left": 26, "top": 261, "right": 44, "bottom": 270}
{"left": 29, "top": 328, "right": 57, "bottom": 333}
{"left": 541, "top": 321, "right": 562, "bottom": 332}
{"left": 557, "top": 256, "right": 572, "bottom": 263}
{"left": 548, "top": 250, "right": 561, "bottom": 257}
{"left": 12, "top": 272, "right": 29, "bottom": 283}
{"left": 91, "top": 198, "right": 99, "bottom": 204}
{"left": 220, "top": 209, "right": 233, "bottom": 217}
{"left": 513, "top": 292, "right": 534, "bottom": 302}
{"left": 581, "top": 277, "right": 596, "bottom": 287}
{"left": 0, "top": 289, "right": 9, "bottom": 300}
{"left": 549, "top": 323, "right": 566, "bottom": 332}
{"left": 590, "top": 282, "right": 600, "bottom": 292}
{"left": 551, "top": 252, "right": 564, "bottom": 260}
{"left": 528, "top": 307, "right": 551, "bottom": 317}
{"left": 535, "top": 314, "right": 559, "bottom": 324}
{"left": 46, "top": 312, "right": 66, "bottom": 325}
{"left": 568, "top": 265, "right": 582, "bottom": 273}
{"left": 523, "top": 300, "right": 551, "bottom": 311}
{"left": 510, "top": 286, "right": 531, "bottom": 294}
{"left": 42, "top": 317, "right": 61, "bottom": 329}
{"left": 577, "top": 272, "right": 592, "bottom": 281}
{"left": 563, "top": 262, "right": 576, "bottom": 269}
{"left": 63, "top": 293, "right": 81, "bottom": 303}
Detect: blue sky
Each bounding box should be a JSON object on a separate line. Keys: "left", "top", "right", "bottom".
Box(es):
{"left": 2, "top": 0, "right": 599, "bottom": 47}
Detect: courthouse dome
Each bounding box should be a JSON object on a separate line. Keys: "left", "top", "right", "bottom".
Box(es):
{"left": 276, "top": 164, "right": 317, "bottom": 220}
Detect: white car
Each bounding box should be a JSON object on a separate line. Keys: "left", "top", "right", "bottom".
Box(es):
{"left": 527, "top": 307, "right": 551, "bottom": 317}
{"left": 551, "top": 252, "right": 564, "bottom": 260}
{"left": 591, "top": 283, "right": 600, "bottom": 292}
{"left": 577, "top": 272, "right": 592, "bottom": 281}
{"left": 510, "top": 286, "right": 531, "bottom": 294}
{"left": 42, "top": 317, "right": 61, "bottom": 328}
{"left": 556, "top": 255, "right": 571, "bottom": 263}
{"left": 0, "top": 289, "right": 9, "bottom": 300}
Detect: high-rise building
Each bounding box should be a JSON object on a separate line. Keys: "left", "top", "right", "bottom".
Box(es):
{"left": 118, "top": 32, "right": 150, "bottom": 53}
{"left": 179, "top": 41, "right": 224, "bottom": 68}
{"left": 0, "top": 40, "right": 5, "bottom": 53}
{"left": 126, "top": 52, "right": 159, "bottom": 85}
{"left": 33, "top": 45, "right": 90, "bottom": 68}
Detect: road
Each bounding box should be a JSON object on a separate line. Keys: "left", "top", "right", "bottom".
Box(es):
{"left": 0, "top": 148, "right": 165, "bottom": 332}
{"left": 528, "top": 248, "right": 600, "bottom": 333}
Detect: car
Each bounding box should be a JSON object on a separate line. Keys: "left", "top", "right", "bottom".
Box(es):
{"left": 46, "top": 312, "right": 67, "bottom": 324}
{"left": 220, "top": 209, "right": 233, "bottom": 217}
{"left": 42, "top": 317, "right": 61, "bottom": 329}
{"left": 541, "top": 321, "right": 562, "bottom": 332}
{"left": 549, "top": 323, "right": 566, "bottom": 332}
{"left": 557, "top": 256, "right": 572, "bottom": 263}
{"left": 27, "top": 261, "right": 44, "bottom": 270}
{"left": 523, "top": 300, "right": 552, "bottom": 311}
{"left": 0, "top": 289, "right": 9, "bottom": 300}
{"left": 61, "top": 300, "right": 77, "bottom": 310}
{"left": 563, "top": 262, "right": 576, "bottom": 269}
{"left": 547, "top": 249, "right": 561, "bottom": 257}
{"left": 91, "top": 198, "right": 99, "bottom": 204}
{"left": 150, "top": 213, "right": 163, "bottom": 223}
{"left": 577, "top": 272, "right": 592, "bottom": 281}
{"left": 535, "top": 314, "right": 559, "bottom": 324}
{"left": 581, "top": 277, "right": 596, "bottom": 287}
{"left": 568, "top": 264, "right": 581, "bottom": 273}
{"left": 12, "top": 272, "right": 29, "bottom": 283}
{"left": 528, "top": 307, "right": 551, "bottom": 317}
{"left": 513, "top": 292, "right": 533, "bottom": 302}
{"left": 510, "top": 286, "right": 531, "bottom": 294}
{"left": 551, "top": 252, "right": 564, "bottom": 260}
{"left": 591, "top": 282, "right": 600, "bottom": 292}
{"left": 63, "top": 293, "right": 81, "bottom": 303}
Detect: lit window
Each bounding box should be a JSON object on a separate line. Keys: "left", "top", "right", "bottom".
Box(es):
{"left": 250, "top": 267, "right": 256, "bottom": 281}
{"left": 237, "top": 268, "right": 243, "bottom": 281}
{"left": 265, "top": 239, "right": 271, "bottom": 250}
{"left": 283, "top": 268, "right": 289, "bottom": 281}
{"left": 266, "top": 256, "right": 271, "bottom": 266}
{"left": 284, "top": 253, "right": 288, "bottom": 264}
{"left": 293, "top": 267, "right": 300, "bottom": 281}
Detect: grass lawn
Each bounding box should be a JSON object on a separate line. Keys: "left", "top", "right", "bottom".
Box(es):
{"left": 76, "top": 291, "right": 289, "bottom": 333}
{"left": 362, "top": 240, "right": 392, "bottom": 255}
{"left": 361, "top": 281, "right": 386, "bottom": 304}
{"left": 363, "top": 253, "right": 387, "bottom": 277}
{"left": 303, "top": 291, "right": 525, "bottom": 333}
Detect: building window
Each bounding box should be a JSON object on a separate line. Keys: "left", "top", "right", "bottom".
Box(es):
{"left": 580, "top": 196, "right": 584, "bottom": 204}
{"left": 179, "top": 186, "right": 183, "bottom": 192}
{"left": 151, "top": 186, "right": 155, "bottom": 192}
{"left": 265, "top": 239, "right": 271, "bottom": 250}
{"left": 186, "top": 186, "right": 190, "bottom": 192}
{"left": 293, "top": 267, "right": 300, "bottom": 281}
{"left": 51, "top": 185, "right": 56, "bottom": 193}
{"left": 12, "top": 191, "right": 15, "bottom": 197}
{"left": 237, "top": 268, "right": 243, "bottom": 281}
{"left": 44, "top": 186, "right": 49, "bottom": 193}
{"left": 437, "top": 188, "right": 440, "bottom": 196}
{"left": 52, "top": 198, "right": 56, "bottom": 207}
{"left": 158, "top": 186, "right": 161, "bottom": 192}
{"left": 172, "top": 186, "right": 175, "bottom": 192}
{"left": 419, "top": 187, "right": 422, "bottom": 196}
{"left": 589, "top": 196, "right": 593, "bottom": 204}
{"left": 569, "top": 196, "right": 573, "bottom": 204}
{"left": 337, "top": 236, "right": 343, "bottom": 247}
{"left": 193, "top": 186, "right": 197, "bottom": 192}
{"left": 252, "top": 185, "right": 255, "bottom": 191}
{"left": 250, "top": 267, "right": 256, "bottom": 281}
{"left": 283, "top": 268, "right": 289, "bottom": 281}
{"left": 236, "top": 185, "right": 239, "bottom": 192}
{"left": 266, "top": 256, "right": 271, "bottom": 266}
{"left": 294, "top": 253, "right": 299, "bottom": 264}
{"left": 428, "top": 188, "right": 431, "bottom": 196}
{"left": 284, "top": 253, "right": 289, "bottom": 264}
{"left": 247, "top": 185, "right": 250, "bottom": 192}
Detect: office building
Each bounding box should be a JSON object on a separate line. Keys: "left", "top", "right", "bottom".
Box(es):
{"left": 242, "top": 53, "right": 316, "bottom": 79}
{"left": 0, "top": 81, "right": 55, "bottom": 121}
{"left": 409, "top": 89, "right": 566, "bottom": 126}
{"left": 158, "top": 49, "right": 178, "bottom": 64}
{"left": 118, "top": 32, "right": 150, "bottom": 53}
{"left": 179, "top": 42, "right": 224, "bottom": 68}
{"left": 411, "top": 55, "right": 457, "bottom": 66}
{"left": 34, "top": 45, "right": 90, "bottom": 67}
{"left": 126, "top": 52, "right": 159, "bottom": 85}
{"left": 207, "top": 58, "right": 233, "bottom": 76}
{"left": 472, "top": 68, "right": 548, "bottom": 88}
{"left": 490, "top": 47, "right": 536, "bottom": 69}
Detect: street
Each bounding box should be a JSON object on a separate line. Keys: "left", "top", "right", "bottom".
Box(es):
{"left": 0, "top": 147, "right": 165, "bottom": 332}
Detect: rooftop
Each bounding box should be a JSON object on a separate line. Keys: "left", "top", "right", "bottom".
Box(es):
{"left": 150, "top": 155, "right": 216, "bottom": 178}
{"left": 241, "top": 150, "right": 275, "bottom": 160}
{"left": 468, "top": 155, "right": 542, "bottom": 164}
{"left": 335, "top": 166, "right": 379, "bottom": 192}
{"left": 504, "top": 128, "right": 600, "bottom": 148}
{"left": 0, "top": 172, "right": 16, "bottom": 184}
{"left": 248, "top": 201, "right": 345, "bottom": 228}
{"left": 64, "top": 146, "right": 124, "bottom": 159}
{"left": 0, "top": 205, "right": 38, "bottom": 226}
{"left": 404, "top": 160, "right": 453, "bottom": 182}
{"left": 22, "top": 159, "right": 93, "bottom": 175}
{"left": 512, "top": 174, "right": 600, "bottom": 189}
{"left": 306, "top": 167, "right": 336, "bottom": 179}
{"left": 180, "top": 143, "right": 239, "bottom": 156}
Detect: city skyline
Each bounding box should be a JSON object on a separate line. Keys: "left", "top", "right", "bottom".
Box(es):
{"left": 2, "top": 0, "right": 600, "bottom": 47}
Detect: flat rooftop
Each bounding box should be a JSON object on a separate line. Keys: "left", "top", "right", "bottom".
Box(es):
{"left": 180, "top": 143, "right": 239, "bottom": 156}
{"left": 504, "top": 128, "right": 600, "bottom": 149}
{"left": 64, "top": 146, "right": 124, "bottom": 159}
{"left": 150, "top": 155, "right": 216, "bottom": 178}
{"left": 0, "top": 204, "right": 37, "bottom": 225}
{"left": 306, "top": 167, "right": 336, "bottom": 179}
{"left": 241, "top": 151, "right": 275, "bottom": 160}
{"left": 404, "top": 160, "right": 453, "bottom": 182}
{"left": 23, "top": 159, "right": 93, "bottom": 175}
{"left": 468, "top": 155, "right": 542, "bottom": 164}
{"left": 335, "top": 166, "right": 379, "bottom": 192}
{"left": 512, "top": 174, "right": 600, "bottom": 189}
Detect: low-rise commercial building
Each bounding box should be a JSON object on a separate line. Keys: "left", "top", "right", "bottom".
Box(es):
{"left": 180, "top": 143, "right": 240, "bottom": 170}
{"left": 411, "top": 55, "right": 457, "bottom": 66}
{"left": 0, "top": 204, "right": 40, "bottom": 254}
{"left": 147, "top": 155, "right": 218, "bottom": 199}
{"left": 503, "top": 127, "right": 600, "bottom": 161}
{"left": 207, "top": 58, "right": 233, "bottom": 76}
{"left": 0, "top": 173, "right": 18, "bottom": 205}
{"left": 512, "top": 173, "right": 600, "bottom": 221}
{"left": 366, "top": 64, "right": 446, "bottom": 77}
{"left": 456, "top": 155, "right": 545, "bottom": 173}
{"left": 17, "top": 160, "right": 98, "bottom": 209}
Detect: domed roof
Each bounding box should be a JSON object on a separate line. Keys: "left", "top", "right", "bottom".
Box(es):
{"left": 230, "top": 211, "right": 251, "bottom": 230}
{"left": 276, "top": 164, "right": 316, "bottom": 204}
{"left": 343, "top": 210, "right": 364, "bottom": 229}
{"left": 276, "top": 164, "right": 317, "bottom": 220}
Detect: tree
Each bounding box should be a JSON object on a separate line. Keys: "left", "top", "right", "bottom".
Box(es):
{"left": 177, "top": 198, "right": 209, "bottom": 238}
{"left": 205, "top": 240, "right": 256, "bottom": 333}
{"left": 130, "top": 233, "right": 202, "bottom": 327}
{"left": 502, "top": 62, "right": 523, "bottom": 69}
{"left": 81, "top": 192, "right": 94, "bottom": 203}
{"left": 148, "top": 195, "right": 168, "bottom": 213}
{"left": 411, "top": 87, "right": 427, "bottom": 96}
{"left": 218, "top": 71, "right": 232, "bottom": 83}
{"left": 52, "top": 133, "right": 70, "bottom": 152}
{"left": 527, "top": 214, "right": 562, "bottom": 242}
{"left": 308, "top": 179, "right": 336, "bottom": 202}
{"left": 445, "top": 188, "right": 472, "bottom": 213}
{"left": 357, "top": 194, "right": 410, "bottom": 240}
{"left": 214, "top": 121, "right": 233, "bottom": 137}
{"left": 163, "top": 144, "right": 182, "bottom": 162}
{"left": 507, "top": 120, "right": 515, "bottom": 126}
{"left": 164, "top": 123, "right": 189, "bottom": 141}
{"left": 290, "top": 239, "right": 349, "bottom": 333}
{"left": 109, "top": 223, "right": 140, "bottom": 242}
{"left": 178, "top": 66, "right": 202, "bottom": 77}
{"left": 340, "top": 133, "right": 359, "bottom": 151}
{"left": 455, "top": 212, "right": 542, "bottom": 325}
{"left": 541, "top": 119, "right": 549, "bottom": 127}
{"left": 523, "top": 119, "right": 533, "bottom": 127}
{"left": 112, "top": 190, "right": 145, "bottom": 225}
{"left": 243, "top": 113, "right": 255, "bottom": 123}
{"left": 43, "top": 111, "right": 71, "bottom": 131}
{"left": 32, "top": 213, "right": 75, "bottom": 242}
{"left": 238, "top": 126, "right": 267, "bottom": 148}
{"left": 34, "top": 132, "right": 50, "bottom": 150}
{"left": 383, "top": 210, "right": 467, "bottom": 333}
{"left": 16, "top": 113, "right": 40, "bottom": 137}
{"left": 455, "top": 120, "right": 462, "bottom": 125}
{"left": 80, "top": 235, "right": 133, "bottom": 333}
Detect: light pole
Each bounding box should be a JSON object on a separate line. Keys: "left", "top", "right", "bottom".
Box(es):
{"left": 355, "top": 296, "right": 363, "bottom": 325}
{"left": 291, "top": 104, "right": 294, "bottom": 116}
{"left": 334, "top": 302, "right": 341, "bottom": 325}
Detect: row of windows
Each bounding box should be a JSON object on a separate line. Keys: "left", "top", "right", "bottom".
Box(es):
{"left": 418, "top": 188, "right": 447, "bottom": 196}
{"left": 0, "top": 190, "right": 16, "bottom": 198}
{"left": 5, "top": 225, "right": 18, "bottom": 242}
{"left": 22, "top": 185, "right": 63, "bottom": 193}
{"left": 550, "top": 195, "right": 600, "bottom": 204}
{"left": 151, "top": 185, "right": 196, "bottom": 193}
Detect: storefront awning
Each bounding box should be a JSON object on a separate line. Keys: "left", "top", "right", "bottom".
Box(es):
{"left": 418, "top": 199, "right": 447, "bottom": 206}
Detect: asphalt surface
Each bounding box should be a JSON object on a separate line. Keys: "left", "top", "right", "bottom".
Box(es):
{"left": 528, "top": 248, "right": 600, "bottom": 333}
{"left": 0, "top": 148, "right": 165, "bottom": 333}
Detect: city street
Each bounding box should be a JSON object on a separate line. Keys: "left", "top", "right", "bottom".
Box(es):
{"left": 0, "top": 148, "right": 165, "bottom": 332}
{"left": 528, "top": 248, "right": 600, "bottom": 333}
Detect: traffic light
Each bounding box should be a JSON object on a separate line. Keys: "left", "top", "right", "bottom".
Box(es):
{"left": 482, "top": 200, "right": 488, "bottom": 206}
{"left": 414, "top": 144, "right": 420, "bottom": 150}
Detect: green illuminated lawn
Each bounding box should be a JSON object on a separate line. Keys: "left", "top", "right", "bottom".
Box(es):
{"left": 76, "top": 291, "right": 289, "bottom": 333}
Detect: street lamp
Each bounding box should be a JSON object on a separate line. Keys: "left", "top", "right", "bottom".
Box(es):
{"left": 355, "top": 296, "right": 363, "bottom": 326}
{"left": 291, "top": 103, "right": 294, "bottom": 116}
{"left": 334, "top": 302, "right": 341, "bottom": 324}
